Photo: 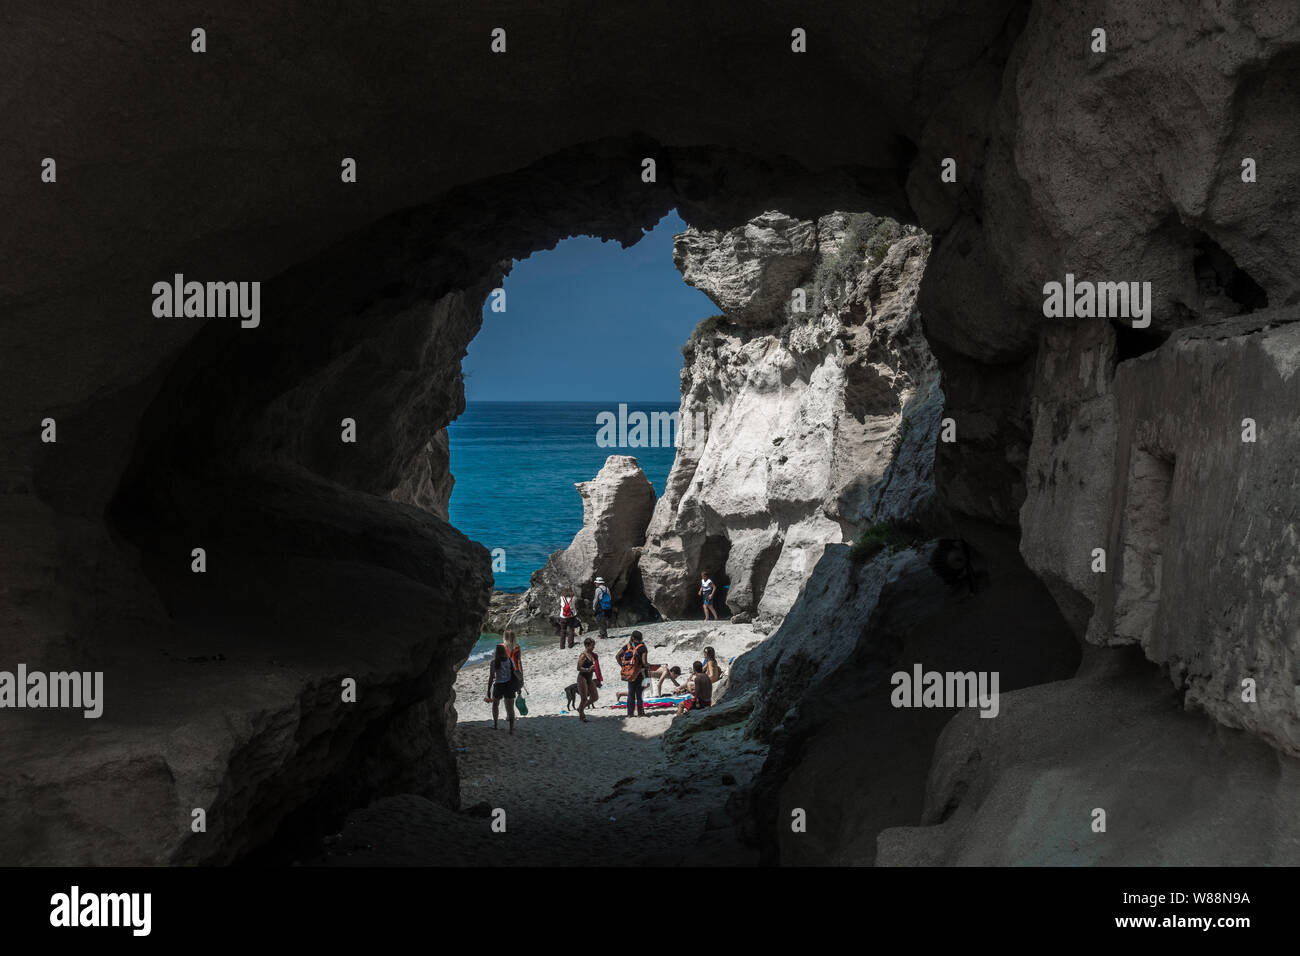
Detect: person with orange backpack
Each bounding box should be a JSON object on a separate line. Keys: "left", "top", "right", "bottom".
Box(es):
{"left": 618, "top": 630, "right": 649, "bottom": 717}
{"left": 558, "top": 586, "right": 581, "bottom": 649}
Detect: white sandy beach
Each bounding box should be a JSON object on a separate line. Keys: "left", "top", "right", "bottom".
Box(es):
{"left": 311, "top": 620, "right": 771, "bottom": 866}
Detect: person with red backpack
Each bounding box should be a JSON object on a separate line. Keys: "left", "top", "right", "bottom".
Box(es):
{"left": 558, "top": 586, "right": 580, "bottom": 649}
{"left": 618, "top": 630, "right": 649, "bottom": 717}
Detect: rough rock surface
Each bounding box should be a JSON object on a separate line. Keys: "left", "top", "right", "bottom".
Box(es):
{"left": 727, "top": 522, "right": 1082, "bottom": 864}
{"left": 0, "top": 472, "right": 491, "bottom": 864}
{"left": 518, "top": 456, "right": 656, "bottom": 633}
{"left": 877, "top": 646, "right": 1300, "bottom": 865}
{"left": 640, "top": 213, "right": 940, "bottom": 622}
{"left": 672, "top": 213, "right": 819, "bottom": 325}
{"left": 4, "top": 1, "right": 1300, "bottom": 864}
{"left": 483, "top": 590, "right": 527, "bottom": 636}
{"left": 1021, "top": 315, "right": 1300, "bottom": 756}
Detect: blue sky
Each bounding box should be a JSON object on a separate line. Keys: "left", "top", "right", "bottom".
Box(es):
{"left": 462, "top": 210, "right": 717, "bottom": 402}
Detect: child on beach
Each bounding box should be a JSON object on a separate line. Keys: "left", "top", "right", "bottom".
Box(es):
{"left": 615, "top": 663, "right": 683, "bottom": 703}
{"left": 651, "top": 664, "right": 683, "bottom": 697}
{"left": 699, "top": 571, "right": 718, "bottom": 621}
{"left": 484, "top": 644, "right": 519, "bottom": 733}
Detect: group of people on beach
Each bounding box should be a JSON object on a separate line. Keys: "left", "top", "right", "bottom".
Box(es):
{"left": 555, "top": 574, "right": 616, "bottom": 648}
{"left": 486, "top": 628, "right": 723, "bottom": 730}
{"left": 482, "top": 567, "right": 728, "bottom": 732}
{"left": 556, "top": 570, "right": 720, "bottom": 648}
{"left": 603, "top": 632, "right": 723, "bottom": 720}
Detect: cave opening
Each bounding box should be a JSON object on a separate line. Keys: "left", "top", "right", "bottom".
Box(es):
{"left": 97, "top": 136, "right": 929, "bottom": 866}
{"left": 447, "top": 208, "right": 715, "bottom": 666}
{"left": 1111, "top": 320, "right": 1168, "bottom": 362}
{"left": 697, "top": 535, "right": 734, "bottom": 618}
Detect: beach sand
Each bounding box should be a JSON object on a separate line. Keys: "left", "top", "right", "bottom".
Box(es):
{"left": 309, "top": 620, "right": 771, "bottom": 866}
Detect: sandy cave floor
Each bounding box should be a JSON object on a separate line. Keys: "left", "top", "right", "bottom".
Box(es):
{"left": 307, "top": 621, "right": 770, "bottom": 866}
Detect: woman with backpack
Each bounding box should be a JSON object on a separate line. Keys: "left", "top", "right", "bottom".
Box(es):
{"left": 483, "top": 643, "right": 519, "bottom": 733}
{"left": 503, "top": 630, "right": 523, "bottom": 683}
{"left": 576, "top": 637, "right": 602, "bottom": 722}
{"left": 558, "top": 586, "right": 580, "bottom": 649}
{"left": 618, "top": 630, "right": 649, "bottom": 717}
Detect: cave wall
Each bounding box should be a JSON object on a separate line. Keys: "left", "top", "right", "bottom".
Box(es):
{"left": 3, "top": 0, "right": 1299, "bottom": 863}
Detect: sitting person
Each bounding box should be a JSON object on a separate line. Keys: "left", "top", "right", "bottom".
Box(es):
{"left": 676, "top": 661, "right": 712, "bottom": 715}
{"left": 702, "top": 646, "right": 723, "bottom": 685}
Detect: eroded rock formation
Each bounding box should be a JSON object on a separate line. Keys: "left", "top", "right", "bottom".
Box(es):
{"left": 518, "top": 455, "right": 656, "bottom": 633}
{"left": 639, "top": 213, "right": 940, "bottom": 622}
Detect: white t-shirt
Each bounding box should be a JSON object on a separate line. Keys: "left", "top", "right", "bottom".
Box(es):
{"left": 701, "top": 578, "right": 715, "bottom": 599}
{"left": 559, "top": 595, "right": 577, "bottom": 618}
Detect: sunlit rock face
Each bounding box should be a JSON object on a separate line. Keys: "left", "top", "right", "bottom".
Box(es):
{"left": 640, "top": 213, "right": 938, "bottom": 623}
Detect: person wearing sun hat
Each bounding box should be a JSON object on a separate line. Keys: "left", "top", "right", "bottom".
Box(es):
{"left": 591, "top": 575, "right": 613, "bottom": 639}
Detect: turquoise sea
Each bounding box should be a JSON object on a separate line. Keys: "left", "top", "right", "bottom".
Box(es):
{"left": 447, "top": 401, "right": 680, "bottom": 662}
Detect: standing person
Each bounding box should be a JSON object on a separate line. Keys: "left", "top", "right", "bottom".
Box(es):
{"left": 576, "top": 637, "right": 601, "bottom": 722}
{"left": 591, "top": 576, "right": 613, "bottom": 639}
{"left": 618, "top": 630, "right": 650, "bottom": 717}
{"left": 503, "top": 630, "right": 524, "bottom": 690}
{"left": 483, "top": 644, "right": 518, "bottom": 733}
{"left": 558, "top": 586, "right": 580, "bottom": 649}
{"left": 701, "top": 646, "right": 723, "bottom": 685}
{"left": 699, "top": 570, "right": 719, "bottom": 621}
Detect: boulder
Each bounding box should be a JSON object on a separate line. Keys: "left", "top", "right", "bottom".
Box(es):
{"left": 518, "top": 456, "right": 656, "bottom": 633}
{"left": 483, "top": 591, "right": 527, "bottom": 635}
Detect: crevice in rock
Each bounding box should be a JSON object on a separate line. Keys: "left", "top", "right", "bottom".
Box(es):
{"left": 748, "top": 538, "right": 784, "bottom": 612}
{"left": 1112, "top": 446, "right": 1175, "bottom": 646}
{"left": 1192, "top": 231, "right": 1269, "bottom": 314}
{"left": 1110, "top": 321, "right": 1168, "bottom": 362}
